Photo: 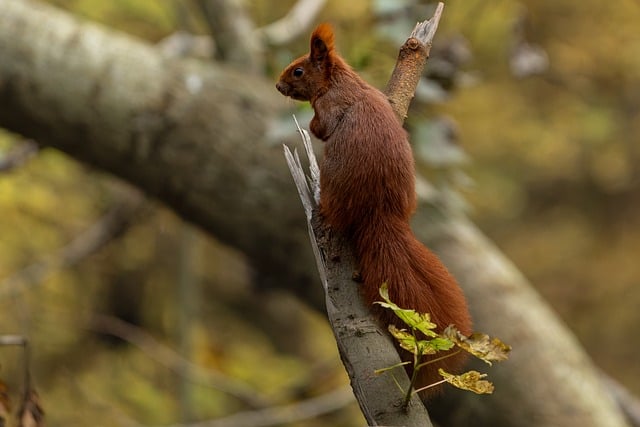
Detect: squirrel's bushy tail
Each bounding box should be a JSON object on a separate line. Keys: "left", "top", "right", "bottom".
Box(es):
{"left": 354, "top": 217, "right": 472, "bottom": 395}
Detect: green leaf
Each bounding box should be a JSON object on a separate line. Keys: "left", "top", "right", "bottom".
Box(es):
{"left": 443, "top": 325, "right": 511, "bottom": 365}
{"left": 423, "top": 337, "right": 456, "bottom": 353}
{"left": 388, "top": 325, "right": 455, "bottom": 356}
{"left": 376, "top": 284, "right": 439, "bottom": 337}
{"left": 374, "top": 360, "right": 411, "bottom": 375}
{"left": 438, "top": 369, "right": 495, "bottom": 394}
{"left": 388, "top": 325, "right": 420, "bottom": 353}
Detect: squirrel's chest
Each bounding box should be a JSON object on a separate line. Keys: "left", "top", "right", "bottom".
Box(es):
{"left": 319, "top": 131, "right": 416, "bottom": 230}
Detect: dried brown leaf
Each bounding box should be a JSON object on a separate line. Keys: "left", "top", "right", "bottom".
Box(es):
{"left": 439, "top": 369, "right": 495, "bottom": 394}
{"left": 443, "top": 325, "right": 511, "bottom": 365}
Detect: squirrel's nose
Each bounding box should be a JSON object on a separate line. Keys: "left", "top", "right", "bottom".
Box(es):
{"left": 275, "top": 81, "right": 287, "bottom": 95}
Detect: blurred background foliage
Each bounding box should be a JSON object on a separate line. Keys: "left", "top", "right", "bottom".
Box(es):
{"left": 0, "top": 0, "right": 638, "bottom": 425}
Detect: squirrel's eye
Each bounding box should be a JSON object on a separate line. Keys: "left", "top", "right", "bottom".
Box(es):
{"left": 293, "top": 67, "right": 304, "bottom": 77}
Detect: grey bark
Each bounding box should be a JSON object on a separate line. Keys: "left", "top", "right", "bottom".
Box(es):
{"left": 284, "top": 126, "right": 431, "bottom": 425}
{"left": 0, "top": 1, "right": 631, "bottom": 426}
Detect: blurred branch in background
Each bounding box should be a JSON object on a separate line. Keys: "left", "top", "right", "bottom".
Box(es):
{"left": 0, "top": 335, "right": 29, "bottom": 389}
{"left": 194, "top": 0, "right": 263, "bottom": 72}
{"left": 176, "top": 224, "right": 200, "bottom": 422}
{"left": 160, "top": 386, "right": 353, "bottom": 427}
{"left": 88, "top": 313, "right": 272, "bottom": 409}
{"left": 156, "top": 31, "right": 214, "bottom": 59}
{"left": 68, "top": 372, "right": 145, "bottom": 427}
{"left": 89, "top": 314, "right": 355, "bottom": 427}
{"left": 0, "top": 192, "right": 145, "bottom": 298}
{"left": 509, "top": 7, "right": 549, "bottom": 78}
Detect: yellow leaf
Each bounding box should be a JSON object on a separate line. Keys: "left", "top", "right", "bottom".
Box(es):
{"left": 388, "top": 325, "right": 420, "bottom": 353}
{"left": 376, "top": 284, "right": 438, "bottom": 337}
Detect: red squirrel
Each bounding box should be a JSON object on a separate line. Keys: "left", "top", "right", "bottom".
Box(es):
{"left": 276, "top": 23, "right": 472, "bottom": 395}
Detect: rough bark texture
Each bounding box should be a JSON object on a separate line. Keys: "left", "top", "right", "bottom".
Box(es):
{"left": 319, "top": 218, "right": 431, "bottom": 425}
{"left": 284, "top": 126, "right": 431, "bottom": 425}
{"left": 0, "top": 1, "right": 631, "bottom": 426}
{"left": 385, "top": 4, "right": 442, "bottom": 122}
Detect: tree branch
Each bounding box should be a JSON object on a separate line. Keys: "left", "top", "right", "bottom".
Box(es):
{"left": 283, "top": 9, "right": 447, "bottom": 425}
{"left": 89, "top": 315, "right": 356, "bottom": 426}
{"left": 0, "top": 193, "right": 144, "bottom": 298}
{"left": 160, "top": 386, "right": 354, "bottom": 427}
{"left": 385, "top": 3, "right": 444, "bottom": 121}
{"left": 285, "top": 2, "right": 629, "bottom": 426}
{"left": 88, "top": 314, "right": 272, "bottom": 409}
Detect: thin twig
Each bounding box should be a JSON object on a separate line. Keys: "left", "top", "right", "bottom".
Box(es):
{"left": 87, "top": 314, "right": 272, "bottom": 409}
{"left": 0, "top": 194, "right": 144, "bottom": 298}
{"left": 64, "top": 369, "right": 153, "bottom": 427}
{"left": 158, "top": 386, "right": 354, "bottom": 427}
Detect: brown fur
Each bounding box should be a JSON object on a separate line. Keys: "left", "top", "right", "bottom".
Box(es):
{"left": 276, "top": 23, "right": 472, "bottom": 396}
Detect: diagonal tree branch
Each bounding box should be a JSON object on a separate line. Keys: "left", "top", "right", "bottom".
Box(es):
{"left": 284, "top": 2, "right": 629, "bottom": 426}
{"left": 0, "top": 193, "right": 144, "bottom": 298}
{"left": 283, "top": 9, "right": 448, "bottom": 426}
{"left": 88, "top": 315, "right": 356, "bottom": 427}
{"left": 88, "top": 314, "right": 272, "bottom": 409}
{"left": 159, "top": 386, "right": 354, "bottom": 427}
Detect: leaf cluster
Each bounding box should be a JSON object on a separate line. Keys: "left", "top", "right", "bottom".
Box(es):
{"left": 375, "top": 284, "right": 510, "bottom": 401}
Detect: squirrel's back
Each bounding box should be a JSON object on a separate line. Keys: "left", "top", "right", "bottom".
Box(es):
{"left": 319, "top": 87, "right": 415, "bottom": 235}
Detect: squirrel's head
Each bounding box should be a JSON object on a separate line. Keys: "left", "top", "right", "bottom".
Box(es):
{"left": 276, "top": 23, "right": 336, "bottom": 102}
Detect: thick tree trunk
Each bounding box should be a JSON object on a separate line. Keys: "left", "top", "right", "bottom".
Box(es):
{"left": 415, "top": 210, "right": 628, "bottom": 426}
{"left": 0, "top": 1, "right": 630, "bottom": 426}
{"left": 0, "top": 0, "right": 320, "bottom": 305}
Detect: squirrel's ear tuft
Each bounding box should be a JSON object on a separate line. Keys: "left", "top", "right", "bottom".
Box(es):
{"left": 310, "top": 23, "right": 335, "bottom": 63}
{"left": 311, "top": 23, "right": 335, "bottom": 52}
